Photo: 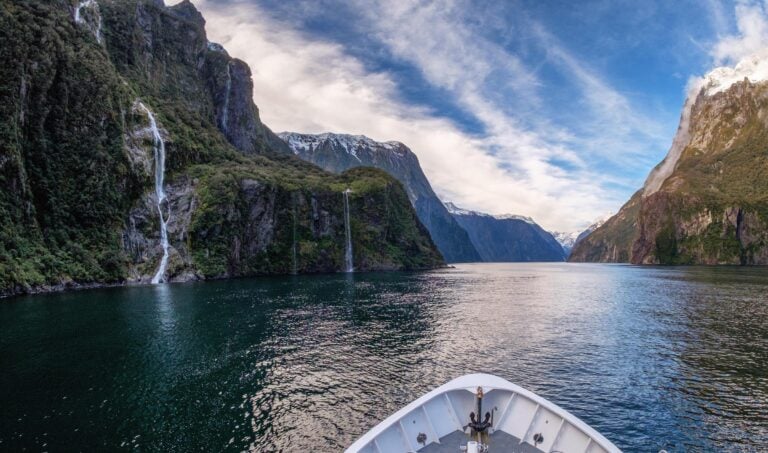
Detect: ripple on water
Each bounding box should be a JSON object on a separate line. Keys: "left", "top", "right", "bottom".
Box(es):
{"left": 0, "top": 264, "right": 766, "bottom": 451}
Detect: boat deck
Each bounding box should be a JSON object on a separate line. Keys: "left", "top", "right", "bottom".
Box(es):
{"left": 421, "top": 430, "right": 541, "bottom": 453}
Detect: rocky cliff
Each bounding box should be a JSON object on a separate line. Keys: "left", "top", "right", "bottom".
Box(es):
{"left": 445, "top": 203, "right": 566, "bottom": 262}
{"left": 571, "top": 54, "right": 768, "bottom": 264}
{"left": 279, "top": 132, "right": 481, "bottom": 262}
{"left": 0, "top": 0, "right": 442, "bottom": 297}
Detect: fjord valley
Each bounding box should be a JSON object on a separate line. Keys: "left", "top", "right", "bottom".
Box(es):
{"left": 0, "top": 0, "right": 442, "bottom": 298}
{"left": 2, "top": 1, "right": 768, "bottom": 451}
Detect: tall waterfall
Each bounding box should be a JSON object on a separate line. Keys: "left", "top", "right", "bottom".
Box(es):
{"left": 291, "top": 193, "right": 298, "bottom": 275}
{"left": 221, "top": 63, "right": 232, "bottom": 133}
{"left": 74, "top": 0, "right": 103, "bottom": 44}
{"left": 139, "top": 103, "right": 171, "bottom": 284}
{"left": 343, "top": 189, "right": 353, "bottom": 273}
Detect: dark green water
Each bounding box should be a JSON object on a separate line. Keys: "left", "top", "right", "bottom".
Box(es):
{"left": 1, "top": 263, "right": 767, "bottom": 452}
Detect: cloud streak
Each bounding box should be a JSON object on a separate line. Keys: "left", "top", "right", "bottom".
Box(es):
{"left": 169, "top": 0, "right": 717, "bottom": 232}
{"left": 711, "top": 0, "right": 768, "bottom": 63}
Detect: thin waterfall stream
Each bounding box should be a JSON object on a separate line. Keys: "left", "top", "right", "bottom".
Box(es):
{"left": 74, "top": 0, "right": 103, "bottom": 43}
{"left": 221, "top": 63, "right": 232, "bottom": 133}
{"left": 139, "top": 102, "right": 170, "bottom": 284}
{"left": 291, "top": 192, "right": 298, "bottom": 275}
{"left": 343, "top": 188, "right": 353, "bottom": 273}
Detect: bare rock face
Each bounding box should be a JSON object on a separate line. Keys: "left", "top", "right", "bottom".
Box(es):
{"left": 199, "top": 36, "right": 291, "bottom": 155}
{"left": 123, "top": 175, "right": 199, "bottom": 283}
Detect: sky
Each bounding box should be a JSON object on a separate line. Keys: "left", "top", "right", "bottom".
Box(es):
{"left": 169, "top": 0, "right": 768, "bottom": 232}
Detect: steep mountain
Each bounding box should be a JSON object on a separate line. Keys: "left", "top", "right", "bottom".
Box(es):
{"left": 0, "top": 0, "right": 442, "bottom": 297}
{"left": 279, "top": 132, "right": 482, "bottom": 262}
{"left": 551, "top": 231, "right": 580, "bottom": 256}
{"left": 571, "top": 52, "right": 768, "bottom": 264}
{"left": 445, "top": 203, "right": 566, "bottom": 262}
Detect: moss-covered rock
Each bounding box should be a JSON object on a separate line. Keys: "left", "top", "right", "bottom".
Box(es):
{"left": 0, "top": 0, "right": 442, "bottom": 297}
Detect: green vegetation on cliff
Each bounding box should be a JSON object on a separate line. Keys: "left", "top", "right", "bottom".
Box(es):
{"left": 571, "top": 80, "right": 768, "bottom": 265}
{"left": 0, "top": 1, "right": 139, "bottom": 291}
{"left": 0, "top": 0, "right": 443, "bottom": 297}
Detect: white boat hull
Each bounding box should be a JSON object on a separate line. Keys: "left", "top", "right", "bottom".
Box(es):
{"left": 346, "top": 373, "right": 621, "bottom": 453}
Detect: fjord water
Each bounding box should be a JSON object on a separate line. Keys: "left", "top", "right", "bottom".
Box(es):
{"left": 1, "top": 264, "right": 766, "bottom": 452}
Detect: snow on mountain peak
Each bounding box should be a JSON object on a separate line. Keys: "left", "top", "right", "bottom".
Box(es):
{"left": 278, "top": 132, "right": 407, "bottom": 161}
{"left": 443, "top": 201, "right": 488, "bottom": 217}
{"left": 494, "top": 213, "right": 535, "bottom": 224}
{"left": 551, "top": 213, "right": 613, "bottom": 249}
{"left": 443, "top": 202, "right": 537, "bottom": 224}
{"left": 551, "top": 231, "right": 581, "bottom": 249}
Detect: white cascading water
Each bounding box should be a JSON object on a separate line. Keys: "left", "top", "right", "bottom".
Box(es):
{"left": 343, "top": 189, "right": 353, "bottom": 273}
{"left": 74, "top": 0, "right": 103, "bottom": 44}
{"left": 221, "top": 63, "right": 232, "bottom": 133}
{"left": 138, "top": 103, "right": 171, "bottom": 284}
{"left": 292, "top": 194, "right": 298, "bottom": 275}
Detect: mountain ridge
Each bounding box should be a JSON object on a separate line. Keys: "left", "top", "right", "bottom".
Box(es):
{"left": 446, "top": 203, "right": 566, "bottom": 262}
{"left": 571, "top": 51, "right": 768, "bottom": 264}
{"left": 279, "top": 131, "right": 482, "bottom": 262}
{"left": 0, "top": 0, "right": 443, "bottom": 297}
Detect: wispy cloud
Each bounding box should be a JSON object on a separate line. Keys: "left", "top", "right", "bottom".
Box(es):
{"left": 710, "top": 0, "right": 768, "bottom": 63}
{"left": 168, "top": 0, "right": 709, "bottom": 232}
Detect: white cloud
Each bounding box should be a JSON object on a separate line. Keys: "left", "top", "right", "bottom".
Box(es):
{"left": 169, "top": 0, "right": 667, "bottom": 232}
{"left": 711, "top": 0, "right": 768, "bottom": 63}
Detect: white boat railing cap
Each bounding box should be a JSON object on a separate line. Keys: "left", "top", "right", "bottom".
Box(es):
{"left": 345, "top": 373, "right": 622, "bottom": 453}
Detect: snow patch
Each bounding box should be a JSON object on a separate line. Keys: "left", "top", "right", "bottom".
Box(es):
{"left": 278, "top": 132, "right": 406, "bottom": 163}
{"left": 552, "top": 213, "right": 613, "bottom": 249}
{"left": 444, "top": 202, "right": 539, "bottom": 225}
{"left": 495, "top": 213, "right": 536, "bottom": 224}
{"left": 551, "top": 231, "right": 581, "bottom": 249}
{"left": 443, "top": 201, "right": 491, "bottom": 218}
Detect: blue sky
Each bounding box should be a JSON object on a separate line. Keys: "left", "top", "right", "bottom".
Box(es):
{"left": 172, "top": 0, "right": 767, "bottom": 231}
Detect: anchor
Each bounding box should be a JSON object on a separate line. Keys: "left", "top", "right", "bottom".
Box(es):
{"left": 462, "top": 386, "right": 493, "bottom": 452}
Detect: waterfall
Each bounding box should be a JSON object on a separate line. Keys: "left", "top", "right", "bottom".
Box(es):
{"left": 139, "top": 102, "right": 171, "bottom": 284}
{"left": 343, "top": 189, "right": 353, "bottom": 273}
{"left": 74, "top": 0, "right": 103, "bottom": 44}
{"left": 291, "top": 192, "right": 298, "bottom": 275}
{"left": 221, "top": 63, "right": 232, "bottom": 133}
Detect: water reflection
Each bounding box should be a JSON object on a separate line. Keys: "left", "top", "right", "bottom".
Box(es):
{"left": 0, "top": 264, "right": 766, "bottom": 451}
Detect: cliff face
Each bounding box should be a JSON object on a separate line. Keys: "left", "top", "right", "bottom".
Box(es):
{"left": 571, "top": 72, "right": 768, "bottom": 264}
{"left": 279, "top": 133, "right": 481, "bottom": 263}
{"left": 569, "top": 193, "right": 641, "bottom": 263}
{"left": 0, "top": 0, "right": 442, "bottom": 297}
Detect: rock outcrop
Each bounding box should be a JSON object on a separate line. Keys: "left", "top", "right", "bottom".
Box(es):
{"left": 571, "top": 54, "right": 768, "bottom": 265}
{"left": 0, "top": 0, "right": 442, "bottom": 297}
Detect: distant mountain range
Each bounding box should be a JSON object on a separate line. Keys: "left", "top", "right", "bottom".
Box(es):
{"left": 279, "top": 132, "right": 481, "bottom": 262}
{"left": 444, "top": 203, "right": 566, "bottom": 262}
{"left": 571, "top": 52, "right": 768, "bottom": 264}
{"left": 551, "top": 215, "right": 612, "bottom": 257}
{"left": 281, "top": 132, "right": 572, "bottom": 263}
{"left": 551, "top": 231, "right": 580, "bottom": 256}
